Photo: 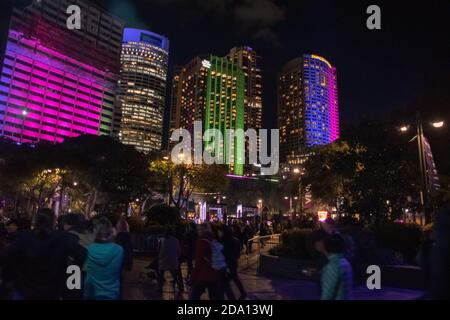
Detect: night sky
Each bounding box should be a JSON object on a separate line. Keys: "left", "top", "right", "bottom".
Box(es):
{"left": 93, "top": 0, "right": 450, "bottom": 130}
{"left": 1, "top": 0, "right": 449, "bottom": 135}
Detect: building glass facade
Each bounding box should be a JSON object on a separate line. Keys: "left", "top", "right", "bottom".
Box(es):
{"left": 170, "top": 56, "right": 245, "bottom": 175}
{"left": 204, "top": 56, "right": 245, "bottom": 176}
{"left": 117, "top": 28, "right": 169, "bottom": 153}
{"left": 0, "top": 0, "right": 123, "bottom": 144}
{"left": 278, "top": 54, "right": 339, "bottom": 163}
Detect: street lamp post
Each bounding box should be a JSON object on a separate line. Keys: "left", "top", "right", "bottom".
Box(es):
{"left": 415, "top": 111, "right": 427, "bottom": 220}
{"left": 293, "top": 167, "right": 304, "bottom": 219}
{"left": 401, "top": 111, "right": 444, "bottom": 224}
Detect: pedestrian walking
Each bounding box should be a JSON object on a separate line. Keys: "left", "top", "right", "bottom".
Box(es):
{"left": 218, "top": 225, "right": 247, "bottom": 300}
{"left": 158, "top": 227, "right": 183, "bottom": 293}
{"left": 84, "top": 217, "right": 123, "bottom": 300}
{"left": 189, "top": 223, "right": 220, "bottom": 300}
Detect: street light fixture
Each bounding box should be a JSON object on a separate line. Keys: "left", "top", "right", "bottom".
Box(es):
{"left": 293, "top": 168, "right": 300, "bottom": 174}
{"left": 400, "top": 111, "right": 445, "bottom": 223}
{"left": 432, "top": 121, "right": 444, "bottom": 128}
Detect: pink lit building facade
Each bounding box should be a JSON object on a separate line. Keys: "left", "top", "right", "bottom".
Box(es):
{"left": 0, "top": 0, "right": 124, "bottom": 144}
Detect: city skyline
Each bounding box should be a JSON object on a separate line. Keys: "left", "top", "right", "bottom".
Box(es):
{"left": 0, "top": 0, "right": 448, "bottom": 172}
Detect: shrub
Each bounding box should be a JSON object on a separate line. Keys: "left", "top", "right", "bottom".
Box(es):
{"left": 373, "top": 223, "right": 423, "bottom": 264}
{"left": 269, "top": 228, "right": 317, "bottom": 260}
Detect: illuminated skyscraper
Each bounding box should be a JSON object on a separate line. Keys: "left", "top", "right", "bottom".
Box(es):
{"left": 169, "top": 57, "right": 209, "bottom": 136}
{"left": 116, "top": 28, "right": 169, "bottom": 153}
{"left": 204, "top": 56, "right": 245, "bottom": 176}
{"left": 170, "top": 56, "right": 245, "bottom": 175}
{"left": 278, "top": 54, "right": 339, "bottom": 163}
{"left": 227, "top": 46, "right": 262, "bottom": 132}
{"left": 0, "top": 0, "right": 124, "bottom": 143}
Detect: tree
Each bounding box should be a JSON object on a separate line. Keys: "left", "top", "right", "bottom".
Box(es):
{"left": 145, "top": 204, "right": 180, "bottom": 225}
{"left": 303, "top": 122, "right": 421, "bottom": 224}
{"left": 0, "top": 136, "right": 154, "bottom": 218}
{"left": 149, "top": 159, "right": 229, "bottom": 210}
{"left": 59, "top": 136, "right": 153, "bottom": 216}
{"left": 303, "top": 141, "right": 358, "bottom": 208}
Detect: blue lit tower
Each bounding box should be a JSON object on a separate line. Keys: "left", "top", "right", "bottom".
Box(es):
{"left": 278, "top": 54, "right": 340, "bottom": 164}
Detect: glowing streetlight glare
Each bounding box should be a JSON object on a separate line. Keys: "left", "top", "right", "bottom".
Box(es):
{"left": 294, "top": 196, "right": 298, "bottom": 200}
{"left": 284, "top": 196, "right": 289, "bottom": 200}
{"left": 22, "top": 110, "right": 27, "bottom": 116}
{"left": 258, "top": 199, "right": 263, "bottom": 203}
{"left": 432, "top": 121, "right": 444, "bottom": 128}
{"left": 400, "top": 126, "right": 408, "bottom": 132}
{"left": 293, "top": 168, "right": 300, "bottom": 174}
{"left": 73, "top": 182, "right": 78, "bottom": 186}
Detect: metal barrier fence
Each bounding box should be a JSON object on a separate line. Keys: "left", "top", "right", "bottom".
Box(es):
{"left": 132, "top": 232, "right": 282, "bottom": 274}
{"left": 131, "top": 234, "right": 160, "bottom": 254}
{"left": 240, "top": 234, "right": 281, "bottom": 273}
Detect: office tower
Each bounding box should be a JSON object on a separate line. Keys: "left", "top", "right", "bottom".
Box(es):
{"left": 168, "top": 66, "right": 182, "bottom": 141}
{"left": 169, "top": 57, "right": 209, "bottom": 135}
{"left": 170, "top": 56, "right": 245, "bottom": 175}
{"left": 278, "top": 54, "right": 339, "bottom": 164}
{"left": 116, "top": 28, "right": 169, "bottom": 153}
{"left": 204, "top": 56, "right": 245, "bottom": 175}
{"left": 0, "top": 0, "right": 124, "bottom": 144}
{"left": 228, "top": 46, "right": 262, "bottom": 132}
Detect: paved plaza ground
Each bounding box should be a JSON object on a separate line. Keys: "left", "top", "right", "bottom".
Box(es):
{"left": 123, "top": 257, "right": 425, "bottom": 300}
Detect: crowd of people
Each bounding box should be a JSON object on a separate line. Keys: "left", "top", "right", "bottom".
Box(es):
{"left": 1, "top": 207, "right": 449, "bottom": 300}
{"left": 0, "top": 207, "right": 350, "bottom": 301}
{"left": 0, "top": 209, "right": 131, "bottom": 300}
{"left": 0, "top": 209, "right": 253, "bottom": 300}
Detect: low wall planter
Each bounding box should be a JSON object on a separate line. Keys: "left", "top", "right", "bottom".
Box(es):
{"left": 259, "top": 254, "right": 318, "bottom": 281}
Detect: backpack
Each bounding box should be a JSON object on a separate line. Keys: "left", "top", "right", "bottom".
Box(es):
{"left": 208, "top": 239, "right": 227, "bottom": 271}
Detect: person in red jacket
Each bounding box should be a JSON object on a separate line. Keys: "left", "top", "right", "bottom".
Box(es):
{"left": 189, "top": 223, "right": 219, "bottom": 300}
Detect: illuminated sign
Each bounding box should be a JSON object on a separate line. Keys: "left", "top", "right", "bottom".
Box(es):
{"left": 318, "top": 210, "right": 328, "bottom": 222}
{"left": 202, "top": 59, "right": 211, "bottom": 69}
{"left": 311, "top": 54, "right": 332, "bottom": 68}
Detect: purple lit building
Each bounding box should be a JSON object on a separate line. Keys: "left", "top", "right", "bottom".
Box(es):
{"left": 0, "top": 0, "right": 124, "bottom": 144}
{"left": 278, "top": 54, "right": 340, "bottom": 164}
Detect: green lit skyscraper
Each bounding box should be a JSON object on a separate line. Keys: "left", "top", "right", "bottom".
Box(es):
{"left": 204, "top": 56, "right": 245, "bottom": 176}
{"left": 170, "top": 55, "right": 245, "bottom": 175}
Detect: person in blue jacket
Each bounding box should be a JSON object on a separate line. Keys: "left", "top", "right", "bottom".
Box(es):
{"left": 84, "top": 217, "right": 123, "bottom": 300}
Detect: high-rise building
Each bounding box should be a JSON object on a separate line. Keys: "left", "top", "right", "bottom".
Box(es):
{"left": 0, "top": 0, "right": 123, "bottom": 144}
{"left": 168, "top": 65, "right": 182, "bottom": 140}
{"left": 278, "top": 54, "right": 339, "bottom": 164}
{"left": 116, "top": 28, "right": 169, "bottom": 153}
{"left": 227, "top": 46, "right": 262, "bottom": 132}
{"left": 169, "top": 57, "right": 209, "bottom": 136}
{"left": 169, "top": 55, "right": 245, "bottom": 175}
{"left": 204, "top": 56, "right": 245, "bottom": 176}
